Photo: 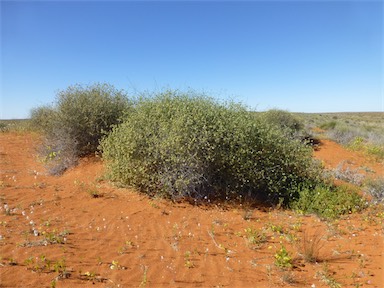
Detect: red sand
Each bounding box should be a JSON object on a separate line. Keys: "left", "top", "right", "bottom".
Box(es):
{"left": 0, "top": 132, "right": 383, "bottom": 287}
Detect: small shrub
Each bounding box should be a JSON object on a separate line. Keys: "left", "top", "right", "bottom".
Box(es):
{"left": 0, "top": 122, "right": 8, "bottom": 132}
{"left": 291, "top": 184, "right": 367, "bottom": 219}
{"left": 101, "top": 90, "right": 324, "bottom": 204}
{"left": 333, "top": 161, "right": 365, "bottom": 186}
{"left": 326, "top": 126, "right": 358, "bottom": 145}
{"left": 348, "top": 137, "right": 384, "bottom": 161}
{"left": 31, "top": 83, "right": 131, "bottom": 175}
{"left": 319, "top": 121, "right": 337, "bottom": 130}
{"left": 365, "top": 144, "right": 384, "bottom": 161}
{"left": 259, "top": 109, "right": 304, "bottom": 139}
{"left": 348, "top": 136, "right": 365, "bottom": 151}
{"left": 39, "top": 127, "right": 79, "bottom": 175}
{"left": 364, "top": 178, "right": 384, "bottom": 204}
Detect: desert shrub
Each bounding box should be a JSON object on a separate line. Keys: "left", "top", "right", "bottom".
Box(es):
{"left": 333, "top": 161, "right": 365, "bottom": 186}
{"left": 30, "top": 105, "right": 57, "bottom": 133}
{"left": 0, "top": 122, "right": 8, "bottom": 132}
{"left": 259, "top": 109, "right": 305, "bottom": 139}
{"left": 365, "top": 144, "right": 384, "bottom": 160}
{"left": 39, "top": 127, "right": 79, "bottom": 175}
{"left": 53, "top": 83, "right": 131, "bottom": 156}
{"left": 31, "top": 83, "right": 131, "bottom": 175}
{"left": 367, "top": 131, "right": 384, "bottom": 147}
{"left": 347, "top": 136, "right": 365, "bottom": 151}
{"left": 347, "top": 137, "right": 384, "bottom": 161}
{"left": 325, "top": 125, "right": 358, "bottom": 145}
{"left": 319, "top": 121, "right": 337, "bottom": 130}
{"left": 100, "top": 90, "right": 324, "bottom": 204}
{"left": 364, "top": 178, "right": 384, "bottom": 204}
{"left": 291, "top": 184, "right": 367, "bottom": 219}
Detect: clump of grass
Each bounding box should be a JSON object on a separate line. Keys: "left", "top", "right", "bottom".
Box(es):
{"left": 281, "top": 271, "right": 297, "bottom": 284}
{"left": 291, "top": 184, "right": 367, "bottom": 220}
{"left": 243, "top": 227, "right": 267, "bottom": 248}
{"left": 300, "top": 230, "right": 325, "bottom": 263}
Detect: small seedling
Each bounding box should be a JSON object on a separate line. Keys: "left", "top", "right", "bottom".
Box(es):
{"left": 88, "top": 188, "right": 102, "bottom": 198}
{"left": 139, "top": 265, "right": 148, "bottom": 287}
{"left": 109, "top": 260, "right": 125, "bottom": 270}
{"left": 316, "top": 262, "right": 341, "bottom": 288}
{"left": 243, "top": 227, "right": 267, "bottom": 248}
{"left": 281, "top": 271, "right": 297, "bottom": 284}
{"left": 118, "top": 240, "right": 135, "bottom": 254}
{"left": 270, "top": 224, "right": 284, "bottom": 234}
{"left": 274, "top": 245, "right": 293, "bottom": 269}
{"left": 184, "top": 251, "right": 194, "bottom": 268}
{"left": 8, "top": 257, "right": 17, "bottom": 266}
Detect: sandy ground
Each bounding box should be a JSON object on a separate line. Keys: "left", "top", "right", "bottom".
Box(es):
{"left": 0, "top": 132, "right": 383, "bottom": 288}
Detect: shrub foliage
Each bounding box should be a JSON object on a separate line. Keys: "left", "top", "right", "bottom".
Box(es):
{"left": 259, "top": 109, "right": 304, "bottom": 138}
{"left": 100, "top": 91, "right": 323, "bottom": 203}
{"left": 31, "top": 83, "right": 130, "bottom": 174}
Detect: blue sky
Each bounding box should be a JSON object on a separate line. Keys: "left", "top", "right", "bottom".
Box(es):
{"left": 1, "top": 1, "right": 383, "bottom": 119}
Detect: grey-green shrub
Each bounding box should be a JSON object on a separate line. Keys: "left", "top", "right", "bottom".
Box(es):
{"left": 319, "top": 120, "right": 337, "bottom": 130}
{"left": 259, "top": 109, "right": 304, "bottom": 138}
{"left": 100, "top": 91, "right": 324, "bottom": 204}
{"left": 31, "top": 83, "right": 131, "bottom": 174}
{"left": 364, "top": 178, "right": 384, "bottom": 204}
{"left": 30, "top": 105, "right": 57, "bottom": 133}
{"left": 54, "top": 83, "right": 130, "bottom": 156}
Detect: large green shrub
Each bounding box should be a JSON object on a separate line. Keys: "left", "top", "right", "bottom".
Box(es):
{"left": 31, "top": 83, "right": 131, "bottom": 174}
{"left": 100, "top": 91, "right": 324, "bottom": 204}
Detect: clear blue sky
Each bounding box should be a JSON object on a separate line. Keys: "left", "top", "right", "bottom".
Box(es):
{"left": 1, "top": 1, "right": 383, "bottom": 119}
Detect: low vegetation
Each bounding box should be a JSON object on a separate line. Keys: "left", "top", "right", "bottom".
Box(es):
{"left": 0, "top": 119, "right": 31, "bottom": 132}
{"left": 291, "top": 184, "right": 367, "bottom": 220}
{"left": 299, "top": 112, "right": 384, "bottom": 161}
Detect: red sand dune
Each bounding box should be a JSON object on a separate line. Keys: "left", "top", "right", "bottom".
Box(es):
{"left": 0, "top": 132, "right": 383, "bottom": 287}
